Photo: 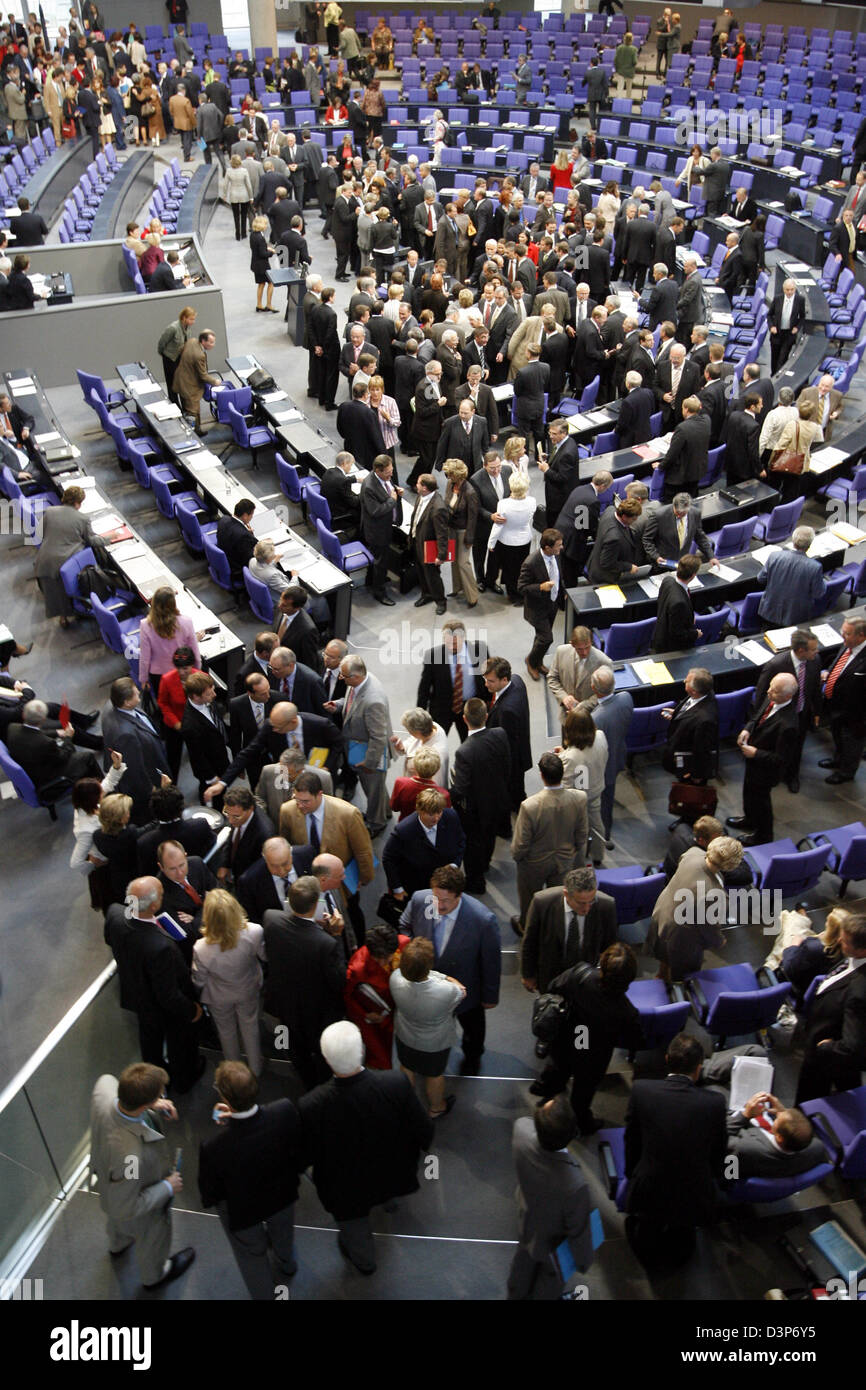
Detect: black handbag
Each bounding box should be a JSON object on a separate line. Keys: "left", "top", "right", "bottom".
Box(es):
{"left": 248, "top": 367, "right": 277, "bottom": 392}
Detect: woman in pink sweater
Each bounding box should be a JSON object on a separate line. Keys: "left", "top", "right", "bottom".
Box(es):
{"left": 138, "top": 587, "right": 201, "bottom": 695}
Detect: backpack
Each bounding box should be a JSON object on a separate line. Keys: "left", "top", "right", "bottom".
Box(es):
{"left": 76, "top": 563, "right": 115, "bottom": 603}
{"left": 530, "top": 993, "right": 568, "bottom": 1058}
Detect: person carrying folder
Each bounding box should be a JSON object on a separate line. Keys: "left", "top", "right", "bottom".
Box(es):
{"left": 409, "top": 475, "right": 450, "bottom": 617}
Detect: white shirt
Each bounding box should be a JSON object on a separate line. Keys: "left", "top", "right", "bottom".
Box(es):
{"left": 817, "top": 956, "right": 866, "bottom": 994}
{"left": 271, "top": 867, "right": 296, "bottom": 905}
{"left": 411, "top": 490, "right": 434, "bottom": 536}
{"left": 563, "top": 899, "right": 586, "bottom": 951}
{"left": 544, "top": 550, "right": 560, "bottom": 602}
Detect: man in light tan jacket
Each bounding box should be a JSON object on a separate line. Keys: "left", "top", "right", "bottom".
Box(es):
{"left": 279, "top": 770, "right": 375, "bottom": 887}
{"left": 511, "top": 752, "right": 588, "bottom": 931}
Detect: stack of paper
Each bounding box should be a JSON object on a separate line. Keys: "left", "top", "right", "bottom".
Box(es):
{"left": 151, "top": 400, "right": 182, "bottom": 421}
{"left": 632, "top": 659, "right": 673, "bottom": 685}
{"left": 596, "top": 585, "right": 626, "bottom": 608}
{"left": 808, "top": 447, "right": 848, "bottom": 474}
{"left": 271, "top": 407, "right": 303, "bottom": 422}
{"left": 638, "top": 575, "right": 663, "bottom": 597}
{"left": 729, "top": 1054, "right": 774, "bottom": 1113}
{"left": 812, "top": 622, "right": 844, "bottom": 647}
{"left": 34, "top": 430, "right": 61, "bottom": 446}
{"left": 751, "top": 543, "right": 780, "bottom": 564}
{"left": 807, "top": 531, "right": 843, "bottom": 558}
{"left": 79, "top": 491, "right": 108, "bottom": 515}
{"left": 764, "top": 626, "right": 796, "bottom": 652}
{"left": 128, "top": 380, "right": 161, "bottom": 397}
{"left": 737, "top": 640, "right": 774, "bottom": 666}
{"left": 714, "top": 562, "right": 740, "bottom": 582}
{"left": 260, "top": 390, "right": 287, "bottom": 403}
{"left": 831, "top": 523, "right": 866, "bottom": 546}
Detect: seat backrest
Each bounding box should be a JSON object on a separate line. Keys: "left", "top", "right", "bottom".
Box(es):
{"left": 203, "top": 533, "right": 233, "bottom": 589}
{"left": 90, "top": 593, "right": 125, "bottom": 655}
{"left": 705, "top": 980, "right": 792, "bottom": 1036}
{"left": 605, "top": 618, "right": 656, "bottom": 660}
{"left": 58, "top": 547, "right": 96, "bottom": 600}
{"left": 315, "top": 518, "right": 344, "bottom": 570}
{"left": 0, "top": 740, "right": 41, "bottom": 807}
{"left": 760, "top": 845, "right": 832, "bottom": 896}
{"left": 242, "top": 565, "right": 274, "bottom": 623}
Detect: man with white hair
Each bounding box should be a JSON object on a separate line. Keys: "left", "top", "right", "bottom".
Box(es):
{"left": 728, "top": 673, "right": 800, "bottom": 846}
{"left": 298, "top": 1021, "right": 434, "bottom": 1273}
{"left": 6, "top": 698, "right": 101, "bottom": 790}
{"left": 756, "top": 526, "right": 827, "bottom": 628}
{"left": 675, "top": 257, "right": 706, "bottom": 346}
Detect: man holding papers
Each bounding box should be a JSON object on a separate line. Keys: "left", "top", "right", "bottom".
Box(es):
{"left": 652, "top": 555, "right": 702, "bottom": 653}
{"left": 409, "top": 475, "right": 450, "bottom": 617}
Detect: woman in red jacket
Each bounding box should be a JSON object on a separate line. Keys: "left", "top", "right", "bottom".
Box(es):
{"left": 345, "top": 924, "right": 409, "bottom": 1069}
{"left": 156, "top": 644, "right": 199, "bottom": 783}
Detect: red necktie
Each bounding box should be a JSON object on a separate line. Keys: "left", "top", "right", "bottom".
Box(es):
{"left": 758, "top": 701, "right": 774, "bottom": 726}
{"left": 183, "top": 880, "right": 202, "bottom": 907}
{"left": 754, "top": 1111, "right": 773, "bottom": 1133}
{"left": 452, "top": 660, "right": 464, "bottom": 716}
{"left": 484, "top": 301, "right": 492, "bottom": 327}
{"left": 824, "top": 649, "right": 852, "bottom": 699}
{"left": 427, "top": 205, "right": 434, "bottom": 233}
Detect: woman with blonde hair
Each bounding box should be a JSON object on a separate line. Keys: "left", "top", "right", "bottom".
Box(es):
{"left": 556, "top": 708, "right": 609, "bottom": 863}
{"left": 771, "top": 398, "right": 825, "bottom": 502}
{"left": 443, "top": 458, "right": 479, "bottom": 607}
{"left": 503, "top": 432, "right": 530, "bottom": 476}
{"left": 250, "top": 213, "right": 275, "bottom": 311}
{"left": 391, "top": 706, "right": 450, "bottom": 784}
{"left": 192, "top": 889, "right": 266, "bottom": 1075}
{"left": 89, "top": 792, "right": 139, "bottom": 905}
{"left": 775, "top": 907, "right": 849, "bottom": 1006}
{"left": 390, "top": 936, "right": 466, "bottom": 1118}
{"left": 367, "top": 374, "right": 401, "bottom": 465}
{"left": 487, "top": 469, "right": 537, "bottom": 602}
{"left": 383, "top": 282, "right": 404, "bottom": 322}
{"left": 223, "top": 152, "right": 254, "bottom": 240}
{"left": 138, "top": 586, "right": 201, "bottom": 696}
{"left": 389, "top": 746, "right": 451, "bottom": 820}
{"left": 550, "top": 147, "right": 573, "bottom": 191}
{"left": 597, "top": 179, "right": 621, "bottom": 227}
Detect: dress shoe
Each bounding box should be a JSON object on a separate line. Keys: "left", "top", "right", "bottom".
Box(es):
{"left": 818, "top": 759, "right": 839, "bottom": 769}
{"left": 143, "top": 1247, "right": 196, "bottom": 1289}
{"left": 337, "top": 1236, "right": 376, "bottom": 1275}
{"left": 510, "top": 914, "right": 524, "bottom": 936}
{"left": 414, "top": 594, "right": 434, "bottom": 607}
{"left": 825, "top": 772, "right": 853, "bottom": 784}
{"left": 528, "top": 1079, "right": 549, "bottom": 1097}
{"left": 525, "top": 659, "right": 541, "bottom": 681}
{"left": 323, "top": 403, "right": 338, "bottom": 411}
{"left": 725, "top": 816, "right": 751, "bottom": 829}
{"left": 256, "top": 306, "right": 266, "bottom": 312}
{"left": 510, "top": 595, "right": 522, "bottom": 606}
{"left": 435, "top": 601, "right": 447, "bottom": 615}
{"left": 335, "top": 274, "right": 350, "bottom": 282}
{"left": 487, "top": 582, "right": 503, "bottom": 595}
{"left": 578, "top": 1114, "right": 603, "bottom": 1136}
{"left": 82, "top": 710, "right": 100, "bottom": 728}
{"left": 431, "top": 1094, "right": 456, "bottom": 1119}
{"left": 467, "top": 600, "right": 477, "bottom": 608}
{"left": 374, "top": 592, "right": 396, "bottom": 606}
{"left": 737, "top": 834, "right": 762, "bottom": 847}
{"left": 459, "top": 1055, "right": 481, "bottom": 1076}
{"left": 13, "top": 642, "right": 33, "bottom": 657}
{"left": 786, "top": 777, "right": 800, "bottom": 794}
{"left": 477, "top": 581, "right": 487, "bottom": 593}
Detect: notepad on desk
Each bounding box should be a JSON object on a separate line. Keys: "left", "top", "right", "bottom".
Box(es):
{"left": 807, "top": 531, "right": 843, "bottom": 558}
{"left": 595, "top": 585, "right": 626, "bottom": 608}
{"left": 631, "top": 442, "right": 661, "bottom": 460}
{"left": 271, "top": 407, "right": 303, "bottom": 422}
{"left": 637, "top": 575, "right": 662, "bottom": 598}
{"left": 713, "top": 563, "right": 740, "bottom": 582}
{"left": 260, "top": 390, "right": 287, "bottom": 403}
{"left": 736, "top": 640, "right": 774, "bottom": 666}
{"left": 108, "top": 539, "right": 148, "bottom": 563}
{"left": 151, "top": 400, "right": 182, "bottom": 420}
{"left": 631, "top": 659, "right": 672, "bottom": 685}
{"left": 293, "top": 557, "right": 344, "bottom": 591}
{"left": 78, "top": 490, "right": 108, "bottom": 515}
{"left": 831, "top": 523, "right": 866, "bottom": 545}
{"left": 808, "top": 447, "right": 848, "bottom": 473}
{"left": 128, "top": 380, "right": 161, "bottom": 396}
{"left": 763, "top": 626, "right": 796, "bottom": 652}
{"left": 812, "top": 622, "right": 844, "bottom": 647}
{"left": 751, "top": 543, "right": 780, "bottom": 564}
{"left": 34, "top": 430, "right": 61, "bottom": 445}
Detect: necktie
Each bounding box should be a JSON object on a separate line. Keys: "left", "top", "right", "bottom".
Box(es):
{"left": 758, "top": 701, "right": 775, "bottom": 726}
{"left": 1, "top": 414, "right": 11, "bottom": 437}
{"left": 229, "top": 825, "right": 241, "bottom": 863}
{"left": 433, "top": 914, "right": 447, "bottom": 956}
{"left": 824, "top": 648, "right": 852, "bottom": 699}
{"left": 796, "top": 661, "right": 806, "bottom": 713}
{"left": 135, "top": 710, "right": 156, "bottom": 735}
{"left": 565, "top": 911, "right": 580, "bottom": 960}
{"left": 325, "top": 890, "right": 336, "bottom": 915}
{"left": 253, "top": 700, "right": 264, "bottom": 727}
{"left": 547, "top": 556, "right": 558, "bottom": 602}
{"left": 754, "top": 1111, "right": 774, "bottom": 1133}
{"left": 676, "top": 516, "right": 686, "bottom": 550}
{"left": 345, "top": 686, "right": 355, "bottom": 715}
{"left": 452, "top": 658, "right": 464, "bottom": 716}
{"left": 427, "top": 204, "right": 434, "bottom": 233}
{"left": 494, "top": 473, "right": 503, "bottom": 499}
{"left": 478, "top": 344, "right": 486, "bottom": 371}
{"left": 308, "top": 813, "right": 320, "bottom": 852}
{"left": 281, "top": 677, "right": 290, "bottom": 695}
{"left": 182, "top": 880, "right": 202, "bottom": 907}
{"left": 484, "top": 301, "right": 492, "bottom": 328}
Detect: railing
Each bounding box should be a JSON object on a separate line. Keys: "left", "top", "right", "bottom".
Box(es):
{"left": 0, "top": 964, "right": 139, "bottom": 1291}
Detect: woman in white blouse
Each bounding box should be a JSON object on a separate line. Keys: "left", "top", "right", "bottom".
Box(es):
{"left": 383, "top": 283, "right": 404, "bottom": 323}
{"left": 487, "top": 470, "right": 537, "bottom": 602}
{"left": 676, "top": 144, "right": 709, "bottom": 193}
{"left": 192, "top": 889, "right": 266, "bottom": 1077}
{"left": 556, "top": 708, "right": 609, "bottom": 864}
{"left": 69, "top": 751, "right": 126, "bottom": 874}
{"left": 391, "top": 707, "right": 449, "bottom": 786}
{"left": 597, "top": 180, "right": 621, "bottom": 228}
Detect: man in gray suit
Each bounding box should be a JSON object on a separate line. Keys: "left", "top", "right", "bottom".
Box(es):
{"left": 521, "top": 868, "right": 618, "bottom": 993}
{"left": 101, "top": 676, "right": 170, "bottom": 824}
{"left": 547, "top": 626, "right": 613, "bottom": 724}
{"left": 324, "top": 654, "right": 393, "bottom": 836}
{"left": 642, "top": 494, "right": 715, "bottom": 566}
{"left": 649, "top": 179, "right": 676, "bottom": 232}
{"left": 585, "top": 668, "right": 634, "bottom": 844}
{"left": 675, "top": 258, "right": 707, "bottom": 346}
{"left": 507, "top": 1095, "right": 593, "bottom": 1300}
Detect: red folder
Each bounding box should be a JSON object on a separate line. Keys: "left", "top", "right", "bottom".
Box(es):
{"left": 423, "top": 540, "right": 456, "bottom": 563}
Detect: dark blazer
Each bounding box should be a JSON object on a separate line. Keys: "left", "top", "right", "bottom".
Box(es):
{"left": 335, "top": 399, "right": 385, "bottom": 470}
{"left": 730, "top": 194, "right": 758, "bottom": 223}
{"left": 661, "top": 411, "right": 711, "bottom": 491}
{"left": 572, "top": 318, "right": 606, "bottom": 389}
{"left": 339, "top": 338, "right": 380, "bottom": 382}
{"left": 725, "top": 1110, "right": 828, "bottom": 1181}
{"left": 643, "top": 503, "right": 713, "bottom": 563}
{"left": 754, "top": 650, "right": 821, "bottom": 721}
{"left": 222, "top": 710, "right": 341, "bottom": 787}
{"left": 730, "top": 376, "right": 774, "bottom": 421}
{"left": 12, "top": 211, "right": 48, "bottom": 246}
{"left": 411, "top": 489, "right": 449, "bottom": 564}
{"left": 698, "top": 378, "right": 728, "bottom": 449}
{"left": 661, "top": 692, "right": 719, "bottom": 782}
{"left": 821, "top": 641, "right": 866, "bottom": 733}
{"left": 721, "top": 408, "right": 761, "bottom": 484}
{"left": 181, "top": 701, "right": 230, "bottom": 793}
{"left": 625, "top": 1076, "right": 727, "bottom": 1225}
{"left": 622, "top": 217, "right": 657, "bottom": 268}
{"left": 216, "top": 515, "right": 256, "bottom": 575}
{"left": 454, "top": 382, "right": 498, "bottom": 443}
{"left": 522, "top": 886, "right": 618, "bottom": 992}
{"left": 586, "top": 508, "right": 637, "bottom": 584}
{"left": 644, "top": 275, "right": 679, "bottom": 329}
{"left": 219, "top": 807, "right": 274, "bottom": 880}
{"left": 136, "top": 815, "right": 217, "bottom": 875}
{"left": 555, "top": 482, "right": 601, "bottom": 573}
{"left": 5, "top": 722, "right": 87, "bottom": 790}
{"left": 548, "top": 961, "right": 644, "bottom": 1086}
{"left": 799, "top": 968, "right": 866, "bottom": 1096}
{"left": 382, "top": 808, "right": 465, "bottom": 896}
{"left": 104, "top": 907, "right": 197, "bottom": 1026}
{"left": 416, "top": 640, "right": 488, "bottom": 729}
{"left": 261, "top": 908, "right": 345, "bottom": 1041}
{"left": 100, "top": 704, "right": 169, "bottom": 810}
{"left": 275, "top": 607, "right": 322, "bottom": 674}
{"left": 768, "top": 290, "right": 805, "bottom": 335}
{"left": 616, "top": 386, "right": 655, "bottom": 447}
{"left": 487, "top": 675, "right": 533, "bottom": 782}
{"left": 450, "top": 725, "right": 511, "bottom": 832}
{"left": 399, "top": 888, "right": 501, "bottom": 1014}
{"left": 233, "top": 652, "right": 278, "bottom": 697}
{"left": 157, "top": 855, "right": 217, "bottom": 960}
{"left": 228, "top": 690, "right": 279, "bottom": 758}
{"left": 701, "top": 158, "right": 731, "bottom": 206}
{"left": 655, "top": 358, "right": 701, "bottom": 431}
{"left": 653, "top": 575, "right": 699, "bottom": 653}
{"left": 298, "top": 1070, "right": 434, "bottom": 1222}
{"left": 518, "top": 546, "right": 564, "bottom": 626}
{"left": 514, "top": 360, "right": 550, "bottom": 416}
{"left": 360, "top": 469, "right": 400, "bottom": 551}
{"left": 199, "top": 1099, "right": 305, "bottom": 1230}
{"left": 742, "top": 700, "right": 800, "bottom": 789}
{"left": 435, "top": 413, "right": 490, "bottom": 473}
{"left": 236, "top": 845, "right": 315, "bottom": 920}
{"left": 542, "top": 433, "right": 581, "bottom": 521}
{"left": 717, "top": 246, "right": 743, "bottom": 298}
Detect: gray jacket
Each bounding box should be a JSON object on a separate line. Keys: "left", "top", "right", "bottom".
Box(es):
{"left": 334, "top": 671, "right": 393, "bottom": 771}
{"left": 90, "top": 1074, "right": 173, "bottom": 1225}
{"left": 196, "top": 101, "right": 223, "bottom": 143}
{"left": 512, "top": 1115, "right": 593, "bottom": 1270}
{"left": 390, "top": 969, "right": 463, "bottom": 1052}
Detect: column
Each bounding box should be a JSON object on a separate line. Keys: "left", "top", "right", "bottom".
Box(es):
{"left": 247, "top": 0, "right": 278, "bottom": 57}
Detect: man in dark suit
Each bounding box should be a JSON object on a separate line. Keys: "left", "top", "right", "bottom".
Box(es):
{"left": 661, "top": 668, "right": 719, "bottom": 784}
{"left": 621, "top": 206, "right": 656, "bottom": 292}
{"left": 519, "top": 530, "right": 565, "bottom": 682}
{"left": 655, "top": 343, "right": 701, "bottom": 434}
{"left": 698, "top": 364, "right": 728, "bottom": 449}
{"left": 263, "top": 875, "right": 345, "bottom": 1088}
{"left": 539, "top": 417, "right": 581, "bottom": 525}
{"left": 655, "top": 217, "right": 680, "bottom": 276}
{"left": 273, "top": 587, "right": 321, "bottom": 672}
{"left": 336, "top": 382, "right": 385, "bottom": 471}
{"left": 469, "top": 452, "right": 513, "bottom": 590}
{"left": 449, "top": 698, "right": 511, "bottom": 893}
{"left": 382, "top": 791, "right": 466, "bottom": 899}
{"left": 587, "top": 497, "right": 642, "bottom": 584}
{"left": 702, "top": 148, "right": 732, "bottom": 217}
{"left": 156, "top": 841, "right": 217, "bottom": 963}
{"left": 753, "top": 628, "right": 820, "bottom": 792}
{"left": 721, "top": 394, "right": 763, "bottom": 484}
{"left": 795, "top": 915, "right": 866, "bottom": 1103}
{"left": 484, "top": 656, "right": 532, "bottom": 812}
{"left": 181, "top": 672, "right": 231, "bottom": 804}
{"left": 455, "top": 369, "right": 499, "bottom": 446}
{"left": 507, "top": 1095, "right": 593, "bottom": 1300}
{"left": 331, "top": 184, "right": 360, "bottom": 279}
{"left": 819, "top": 616, "right": 866, "bottom": 784}
{"left": 101, "top": 678, "right": 170, "bottom": 824}
{"left": 136, "top": 784, "right": 217, "bottom": 875}
{"left": 539, "top": 318, "right": 570, "bottom": 411}
{"left": 215, "top": 787, "right": 273, "bottom": 883}
{"left": 642, "top": 263, "right": 679, "bottom": 330}
{"left": 216, "top": 499, "right": 257, "bottom": 580}
{"left": 521, "top": 869, "right": 618, "bottom": 994}
{"left": 717, "top": 232, "right": 744, "bottom": 298}
{"left": 10, "top": 197, "right": 47, "bottom": 247}
{"left": 652, "top": 556, "right": 703, "bottom": 653}
{"left": 409, "top": 474, "right": 449, "bottom": 616}
{"left": 768, "top": 278, "right": 806, "bottom": 373}
{"left": 359, "top": 454, "right": 401, "bottom": 605}
{"left": 625, "top": 1033, "right": 727, "bottom": 1268}
{"left": 729, "top": 187, "right": 758, "bottom": 223}
{"left": 617, "top": 373, "right": 655, "bottom": 448}
{"left": 623, "top": 329, "right": 656, "bottom": 394}
{"left": 675, "top": 258, "right": 706, "bottom": 346}
{"left": 6, "top": 699, "right": 101, "bottom": 791}
{"left": 399, "top": 865, "right": 501, "bottom": 1074}
{"left": 233, "top": 634, "right": 279, "bottom": 696}
{"left": 554, "top": 472, "right": 608, "bottom": 587}
{"left": 643, "top": 494, "right": 714, "bottom": 566}
{"left": 435, "top": 398, "right": 490, "bottom": 474}
{"left": 339, "top": 327, "right": 379, "bottom": 393}
{"left": 730, "top": 363, "right": 774, "bottom": 421}
{"left": 513, "top": 345, "right": 550, "bottom": 463}
{"left": 198, "top": 1060, "right": 305, "bottom": 1300}
{"left": 416, "top": 619, "right": 487, "bottom": 743}
{"left": 572, "top": 307, "right": 607, "bottom": 391}
{"left": 308, "top": 286, "right": 341, "bottom": 408}
{"left": 581, "top": 130, "right": 608, "bottom": 161}
{"left": 236, "top": 835, "right": 314, "bottom": 921}
{"left": 726, "top": 672, "right": 800, "bottom": 845}
{"left": 104, "top": 876, "right": 203, "bottom": 1092}
{"left": 77, "top": 78, "right": 101, "bottom": 155}
{"left": 725, "top": 1091, "right": 828, "bottom": 1180}
{"left": 269, "top": 188, "right": 303, "bottom": 242}
{"left": 207, "top": 701, "right": 341, "bottom": 799}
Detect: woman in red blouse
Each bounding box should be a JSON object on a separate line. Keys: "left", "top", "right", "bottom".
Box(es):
{"left": 390, "top": 747, "right": 451, "bottom": 820}
{"left": 344, "top": 924, "right": 410, "bottom": 1069}
{"left": 156, "top": 645, "right": 199, "bottom": 782}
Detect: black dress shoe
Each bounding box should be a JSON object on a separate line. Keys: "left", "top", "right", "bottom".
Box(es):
{"left": 737, "top": 834, "right": 762, "bottom": 847}
{"left": 374, "top": 593, "right": 396, "bottom": 606}
{"left": 786, "top": 777, "right": 800, "bottom": 793}
{"left": 477, "top": 580, "right": 487, "bottom": 593}
{"left": 143, "top": 1247, "right": 196, "bottom": 1289}
{"left": 528, "top": 1079, "right": 549, "bottom": 1097}
{"left": 323, "top": 403, "right": 338, "bottom": 411}
{"left": 459, "top": 1056, "right": 481, "bottom": 1076}
{"left": 488, "top": 582, "right": 503, "bottom": 595}
{"left": 414, "top": 594, "right": 434, "bottom": 607}
{"left": 725, "top": 816, "right": 751, "bottom": 829}
{"left": 82, "top": 710, "right": 100, "bottom": 728}
{"left": 818, "top": 759, "right": 839, "bottom": 769}
{"left": 826, "top": 772, "right": 853, "bottom": 784}
{"left": 435, "top": 601, "right": 446, "bottom": 615}
{"left": 431, "top": 1094, "right": 456, "bottom": 1119}
{"left": 337, "top": 1236, "right": 376, "bottom": 1274}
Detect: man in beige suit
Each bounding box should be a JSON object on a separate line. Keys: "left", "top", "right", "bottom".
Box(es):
{"left": 44, "top": 67, "right": 67, "bottom": 143}
{"left": 511, "top": 753, "right": 589, "bottom": 931}
{"left": 279, "top": 770, "right": 375, "bottom": 887}
{"left": 507, "top": 313, "right": 545, "bottom": 380}
{"left": 547, "top": 626, "right": 614, "bottom": 722}
{"left": 798, "top": 376, "right": 845, "bottom": 442}
{"left": 255, "top": 746, "right": 334, "bottom": 825}
{"left": 647, "top": 837, "right": 744, "bottom": 982}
